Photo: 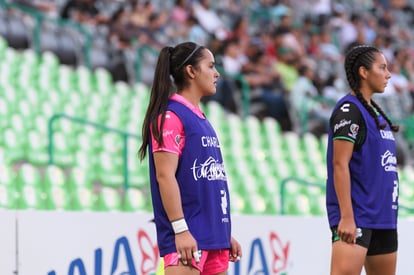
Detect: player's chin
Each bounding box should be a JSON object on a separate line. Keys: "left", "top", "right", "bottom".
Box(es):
{"left": 205, "top": 88, "right": 217, "bottom": 96}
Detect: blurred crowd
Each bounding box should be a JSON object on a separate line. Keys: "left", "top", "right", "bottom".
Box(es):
{"left": 4, "top": 0, "right": 414, "bottom": 153}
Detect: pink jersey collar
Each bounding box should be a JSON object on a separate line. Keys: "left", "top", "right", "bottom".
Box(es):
{"left": 170, "top": 93, "right": 205, "bottom": 118}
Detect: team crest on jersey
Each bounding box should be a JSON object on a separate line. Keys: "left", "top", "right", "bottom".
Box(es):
{"left": 175, "top": 135, "right": 181, "bottom": 145}
{"left": 348, "top": 123, "right": 359, "bottom": 139}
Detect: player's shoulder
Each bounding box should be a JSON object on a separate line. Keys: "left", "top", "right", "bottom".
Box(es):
{"left": 332, "top": 100, "right": 362, "bottom": 120}
{"left": 334, "top": 100, "right": 360, "bottom": 114}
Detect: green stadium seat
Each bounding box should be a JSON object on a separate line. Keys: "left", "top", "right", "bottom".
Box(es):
{"left": 67, "top": 166, "right": 94, "bottom": 192}
{"left": 319, "top": 133, "right": 328, "bottom": 162}
{"left": 3, "top": 47, "right": 21, "bottom": 67}
{"left": 307, "top": 185, "right": 326, "bottom": 216}
{"left": 0, "top": 184, "right": 16, "bottom": 209}
{"left": 96, "top": 151, "right": 124, "bottom": 188}
{"left": 114, "top": 81, "right": 131, "bottom": 97}
{"left": 94, "top": 67, "right": 113, "bottom": 94}
{"left": 3, "top": 128, "right": 26, "bottom": 163}
{"left": 76, "top": 65, "right": 95, "bottom": 95}
{"left": 230, "top": 191, "right": 253, "bottom": 215}
{"left": 95, "top": 187, "right": 122, "bottom": 211}
{"left": 0, "top": 147, "right": 6, "bottom": 165}
{"left": 302, "top": 132, "right": 323, "bottom": 163}
{"left": 0, "top": 63, "right": 12, "bottom": 87}
{"left": 2, "top": 84, "right": 19, "bottom": 114}
{"left": 99, "top": 132, "right": 124, "bottom": 154}
{"left": 123, "top": 187, "right": 148, "bottom": 212}
{"left": 16, "top": 185, "right": 47, "bottom": 210}
{"left": 45, "top": 185, "right": 72, "bottom": 211}
{"left": 21, "top": 88, "right": 40, "bottom": 115}
{"left": 57, "top": 65, "right": 76, "bottom": 93}
{"left": 26, "top": 130, "right": 49, "bottom": 166}
{"left": 244, "top": 115, "right": 265, "bottom": 150}
{"left": 74, "top": 129, "right": 101, "bottom": 154}
{"left": 41, "top": 51, "right": 60, "bottom": 69}
{"left": 0, "top": 163, "right": 17, "bottom": 190}
{"left": 70, "top": 185, "right": 97, "bottom": 211}
{"left": 50, "top": 131, "right": 75, "bottom": 167}
{"left": 73, "top": 151, "right": 98, "bottom": 181}
{"left": 38, "top": 63, "right": 58, "bottom": 92}
{"left": 0, "top": 97, "right": 10, "bottom": 130}
{"left": 282, "top": 131, "right": 304, "bottom": 161}
{"left": 43, "top": 165, "right": 71, "bottom": 210}
{"left": 399, "top": 165, "right": 414, "bottom": 211}
{"left": 16, "top": 163, "right": 42, "bottom": 188}
{"left": 128, "top": 153, "right": 149, "bottom": 189}
{"left": 286, "top": 193, "right": 312, "bottom": 215}
{"left": 43, "top": 165, "right": 67, "bottom": 189}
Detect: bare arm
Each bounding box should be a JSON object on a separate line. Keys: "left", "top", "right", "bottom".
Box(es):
{"left": 153, "top": 151, "right": 184, "bottom": 220}
{"left": 153, "top": 151, "right": 198, "bottom": 263}
{"left": 332, "top": 139, "right": 358, "bottom": 244}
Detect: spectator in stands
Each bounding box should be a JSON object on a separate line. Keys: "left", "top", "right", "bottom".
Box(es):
{"left": 216, "top": 38, "right": 291, "bottom": 128}
{"left": 192, "top": 0, "right": 230, "bottom": 41}
{"left": 326, "top": 45, "right": 399, "bottom": 275}
{"left": 60, "top": 0, "right": 109, "bottom": 25}
{"left": 227, "top": 15, "right": 250, "bottom": 54}
{"left": 171, "top": 0, "right": 190, "bottom": 25}
{"left": 129, "top": 1, "right": 155, "bottom": 28}
{"left": 138, "top": 41, "right": 242, "bottom": 274}
{"left": 318, "top": 28, "right": 342, "bottom": 62}
{"left": 273, "top": 46, "right": 299, "bottom": 92}
{"left": 109, "top": 6, "right": 141, "bottom": 48}
{"left": 184, "top": 15, "right": 210, "bottom": 46}
{"left": 14, "top": 0, "right": 57, "bottom": 13}
{"left": 290, "top": 62, "right": 331, "bottom": 136}
{"left": 136, "top": 12, "right": 170, "bottom": 50}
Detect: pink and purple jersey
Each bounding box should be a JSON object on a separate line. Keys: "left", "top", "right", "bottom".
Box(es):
{"left": 148, "top": 96, "right": 231, "bottom": 256}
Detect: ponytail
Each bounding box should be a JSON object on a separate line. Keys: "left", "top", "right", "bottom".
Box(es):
{"left": 138, "top": 42, "right": 204, "bottom": 160}
{"left": 138, "top": 46, "right": 173, "bottom": 160}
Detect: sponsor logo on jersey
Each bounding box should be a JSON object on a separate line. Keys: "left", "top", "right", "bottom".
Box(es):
{"left": 380, "top": 129, "right": 395, "bottom": 140}
{"left": 201, "top": 135, "right": 220, "bottom": 148}
{"left": 381, "top": 150, "right": 398, "bottom": 172}
{"left": 334, "top": 119, "right": 351, "bottom": 133}
{"left": 191, "top": 156, "right": 227, "bottom": 181}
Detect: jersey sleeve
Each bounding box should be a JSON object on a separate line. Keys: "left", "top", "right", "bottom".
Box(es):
{"left": 329, "top": 101, "right": 363, "bottom": 143}
{"left": 151, "top": 111, "right": 185, "bottom": 155}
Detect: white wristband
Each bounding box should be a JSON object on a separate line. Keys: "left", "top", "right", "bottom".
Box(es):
{"left": 171, "top": 218, "right": 189, "bottom": 234}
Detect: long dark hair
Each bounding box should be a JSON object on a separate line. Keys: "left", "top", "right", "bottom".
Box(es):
{"left": 344, "top": 45, "right": 399, "bottom": 132}
{"left": 138, "top": 42, "right": 205, "bottom": 160}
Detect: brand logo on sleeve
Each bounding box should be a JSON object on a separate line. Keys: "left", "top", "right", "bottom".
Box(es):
{"left": 333, "top": 119, "right": 351, "bottom": 133}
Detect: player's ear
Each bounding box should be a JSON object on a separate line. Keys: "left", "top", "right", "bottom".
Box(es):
{"left": 358, "top": 65, "right": 368, "bottom": 80}
{"left": 184, "top": 65, "right": 196, "bottom": 79}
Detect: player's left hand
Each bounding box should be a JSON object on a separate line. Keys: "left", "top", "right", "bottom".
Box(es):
{"left": 229, "top": 236, "right": 242, "bottom": 262}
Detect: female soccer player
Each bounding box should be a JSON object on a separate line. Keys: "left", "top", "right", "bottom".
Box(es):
{"left": 326, "top": 45, "right": 400, "bottom": 275}
{"left": 139, "top": 41, "right": 242, "bottom": 275}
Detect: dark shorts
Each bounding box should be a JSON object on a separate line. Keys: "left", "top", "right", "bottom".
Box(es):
{"left": 331, "top": 227, "right": 398, "bottom": 256}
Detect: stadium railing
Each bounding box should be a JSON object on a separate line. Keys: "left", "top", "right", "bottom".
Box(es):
{"left": 48, "top": 113, "right": 141, "bottom": 190}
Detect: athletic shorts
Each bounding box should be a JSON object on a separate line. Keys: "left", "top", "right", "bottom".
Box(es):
{"left": 164, "top": 249, "right": 229, "bottom": 274}
{"left": 331, "top": 227, "right": 398, "bottom": 255}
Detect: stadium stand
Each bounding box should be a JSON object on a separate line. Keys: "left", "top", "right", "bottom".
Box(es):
{"left": 1, "top": 0, "right": 414, "bottom": 218}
